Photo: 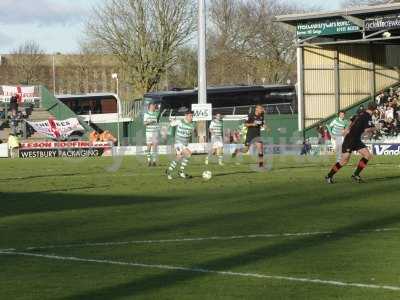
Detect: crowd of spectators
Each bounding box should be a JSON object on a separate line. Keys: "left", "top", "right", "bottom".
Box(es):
{"left": 373, "top": 87, "right": 400, "bottom": 139}
{"left": 0, "top": 96, "right": 34, "bottom": 138}
{"left": 313, "top": 87, "right": 400, "bottom": 147}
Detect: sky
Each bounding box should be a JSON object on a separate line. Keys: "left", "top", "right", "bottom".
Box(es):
{"left": 0, "top": 0, "right": 343, "bottom": 54}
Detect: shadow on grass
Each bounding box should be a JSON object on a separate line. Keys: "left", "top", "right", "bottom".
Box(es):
{"left": 56, "top": 213, "right": 400, "bottom": 300}
{"left": 0, "top": 172, "right": 100, "bottom": 182}
{"left": 372, "top": 175, "right": 400, "bottom": 182}
{"left": 0, "top": 192, "right": 182, "bottom": 218}
{"left": 1, "top": 176, "right": 397, "bottom": 248}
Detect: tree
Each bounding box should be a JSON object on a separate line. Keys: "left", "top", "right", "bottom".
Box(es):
{"left": 61, "top": 43, "right": 107, "bottom": 94}
{"left": 207, "top": 0, "right": 303, "bottom": 86}
{"left": 85, "top": 0, "right": 196, "bottom": 98}
{"left": 167, "top": 46, "right": 197, "bottom": 89}
{"left": 10, "top": 40, "right": 45, "bottom": 85}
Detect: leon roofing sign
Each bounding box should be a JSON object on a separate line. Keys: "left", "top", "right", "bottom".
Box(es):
{"left": 297, "top": 19, "right": 360, "bottom": 37}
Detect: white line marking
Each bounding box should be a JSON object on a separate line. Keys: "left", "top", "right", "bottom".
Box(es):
{"left": 9, "top": 227, "right": 399, "bottom": 251}
{"left": 1, "top": 251, "right": 399, "bottom": 292}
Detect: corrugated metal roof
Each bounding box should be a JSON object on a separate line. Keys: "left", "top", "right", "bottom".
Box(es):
{"left": 276, "top": 3, "right": 400, "bottom": 25}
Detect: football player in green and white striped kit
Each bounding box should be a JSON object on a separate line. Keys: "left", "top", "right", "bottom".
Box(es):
{"left": 327, "top": 111, "right": 349, "bottom": 162}
{"left": 143, "top": 103, "right": 160, "bottom": 166}
{"left": 205, "top": 113, "right": 224, "bottom": 166}
{"left": 166, "top": 111, "right": 196, "bottom": 179}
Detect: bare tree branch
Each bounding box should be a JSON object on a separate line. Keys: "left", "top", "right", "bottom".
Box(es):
{"left": 10, "top": 40, "right": 45, "bottom": 85}
{"left": 85, "top": 0, "right": 196, "bottom": 97}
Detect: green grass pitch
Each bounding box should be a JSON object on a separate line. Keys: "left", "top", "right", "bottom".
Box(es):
{"left": 1, "top": 155, "right": 400, "bottom": 299}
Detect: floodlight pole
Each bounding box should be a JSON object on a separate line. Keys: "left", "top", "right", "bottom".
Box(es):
{"left": 112, "top": 73, "right": 121, "bottom": 147}
{"left": 197, "top": 0, "right": 207, "bottom": 142}
{"left": 52, "top": 55, "right": 56, "bottom": 95}
{"left": 198, "top": 0, "right": 207, "bottom": 105}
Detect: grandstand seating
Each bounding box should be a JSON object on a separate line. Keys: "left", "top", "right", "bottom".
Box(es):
{"left": 306, "top": 82, "right": 400, "bottom": 143}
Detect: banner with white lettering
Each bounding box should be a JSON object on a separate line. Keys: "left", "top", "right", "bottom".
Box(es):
{"left": 371, "top": 144, "right": 400, "bottom": 156}
{"left": 19, "top": 141, "right": 113, "bottom": 159}
{"left": 192, "top": 103, "right": 212, "bottom": 121}
{"left": 365, "top": 14, "right": 400, "bottom": 32}
{"left": 0, "top": 85, "right": 36, "bottom": 103}
{"left": 27, "top": 118, "right": 85, "bottom": 139}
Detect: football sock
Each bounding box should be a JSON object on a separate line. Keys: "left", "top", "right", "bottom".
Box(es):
{"left": 146, "top": 150, "right": 151, "bottom": 162}
{"left": 354, "top": 158, "right": 369, "bottom": 176}
{"left": 180, "top": 158, "right": 189, "bottom": 172}
{"left": 151, "top": 150, "right": 157, "bottom": 163}
{"left": 258, "top": 153, "right": 264, "bottom": 167}
{"left": 168, "top": 160, "right": 177, "bottom": 172}
{"left": 328, "top": 162, "right": 342, "bottom": 177}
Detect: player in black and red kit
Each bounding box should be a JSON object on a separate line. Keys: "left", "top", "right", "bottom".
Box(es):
{"left": 325, "top": 102, "right": 377, "bottom": 183}
{"left": 233, "top": 104, "right": 265, "bottom": 168}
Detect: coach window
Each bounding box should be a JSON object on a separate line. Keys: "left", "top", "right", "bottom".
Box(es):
{"left": 101, "top": 98, "right": 117, "bottom": 114}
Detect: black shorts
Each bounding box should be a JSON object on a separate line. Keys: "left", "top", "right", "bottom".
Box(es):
{"left": 341, "top": 137, "right": 366, "bottom": 153}
{"left": 244, "top": 134, "right": 263, "bottom": 147}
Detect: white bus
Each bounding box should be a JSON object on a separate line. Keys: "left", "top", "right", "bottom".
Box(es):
{"left": 56, "top": 93, "right": 136, "bottom": 143}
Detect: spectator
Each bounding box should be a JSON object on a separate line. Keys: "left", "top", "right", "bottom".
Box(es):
{"left": 366, "top": 87, "right": 400, "bottom": 140}
{"left": 99, "top": 130, "right": 117, "bottom": 145}
{"left": 89, "top": 131, "right": 100, "bottom": 142}
{"left": 9, "top": 95, "right": 18, "bottom": 116}
{"left": 300, "top": 139, "right": 311, "bottom": 155}
{"left": 7, "top": 133, "right": 20, "bottom": 158}
{"left": 316, "top": 123, "right": 325, "bottom": 145}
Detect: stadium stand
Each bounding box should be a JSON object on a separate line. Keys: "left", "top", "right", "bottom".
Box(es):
{"left": 372, "top": 87, "right": 400, "bottom": 140}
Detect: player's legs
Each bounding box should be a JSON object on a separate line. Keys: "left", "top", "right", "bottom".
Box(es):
{"left": 255, "top": 141, "right": 264, "bottom": 168}
{"left": 150, "top": 133, "right": 159, "bottom": 165}
{"left": 331, "top": 137, "right": 337, "bottom": 152}
{"left": 212, "top": 138, "right": 224, "bottom": 166}
{"left": 150, "top": 143, "right": 158, "bottom": 166}
{"left": 352, "top": 147, "right": 372, "bottom": 181}
{"left": 326, "top": 152, "right": 351, "bottom": 182}
{"left": 216, "top": 146, "right": 224, "bottom": 165}
{"left": 232, "top": 144, "right": 248, "bottom": 161}
{"left": 205, "top": 143, "right": 214, "bottom": 165}
{"left": 179, "top": 148, "right": 192, "bottom": 178}
{"left": 166, "top": 145, "right": 182, "bottom": 179}
{"left": 145, "top": 143, "right": 152, "bottom": 165}
{"left": 335, "top": 136, "right": 344, "bottom": 163}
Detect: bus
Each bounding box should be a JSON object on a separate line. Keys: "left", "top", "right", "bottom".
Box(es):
{"left": 143, "top": 85, "right": 297, "bottom": 117}
{"left": 56, "top": 93, "right": 136, "bottom": 143}
{"left": 141, "top": 85, "right": 298, "bottom": 144}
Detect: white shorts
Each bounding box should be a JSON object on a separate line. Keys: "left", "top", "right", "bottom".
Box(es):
{"left": 174, "top": 143, "right": 191, "bottom": 154}
{"left": 331, "top": 135, "right": 344, "bottom": 149}
{"left": 146, "top": 133, "right": 159, "bottom": 145}
{"left": 211, "top": 136, "right": 223, "bottom": 148}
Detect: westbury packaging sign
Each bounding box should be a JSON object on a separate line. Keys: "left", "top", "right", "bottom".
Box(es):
{"left": 19, "top": 141, "right": 113, "bottom": 158}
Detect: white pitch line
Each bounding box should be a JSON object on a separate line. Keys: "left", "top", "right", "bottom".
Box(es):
{"left": 0, "top": 250, "right": 399, "bottom": 292}
{"left": 10, "top": 227, "right": 399, "bottom": 251}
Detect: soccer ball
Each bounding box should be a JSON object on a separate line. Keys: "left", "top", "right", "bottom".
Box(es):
{"left": 202, "top": 170, "right": 212, "bottom": 180}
